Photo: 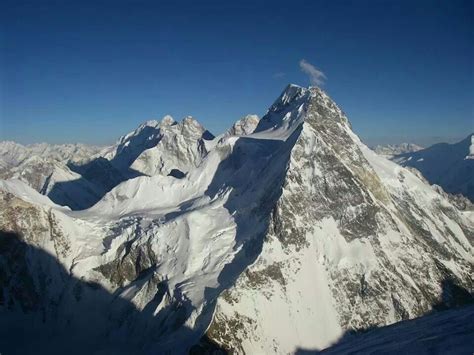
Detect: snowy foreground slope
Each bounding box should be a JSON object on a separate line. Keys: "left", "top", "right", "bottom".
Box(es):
{"left": 0, "top": 85, "right": 473, "bottom": 354}
{"left": 315, "top": 304, "right": 474, "bottom": 354}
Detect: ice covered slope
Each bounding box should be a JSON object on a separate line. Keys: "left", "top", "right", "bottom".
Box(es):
{"left": 315, "top": 305, "right": 474, "bottom": 354}
{"left": 391, "top": 134, "right": 474, "bottom": 202}
{"left": 206, "top": 85, "right": 473, "bottom": 353}
{"left": 0, "top": 85, "right": 472, "bottom": 354}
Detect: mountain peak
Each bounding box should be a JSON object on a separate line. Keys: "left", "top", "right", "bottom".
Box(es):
{"left": 276, "top": 84, "right": 308, "bottom": 107}
{"left": 181, "top": 115, "right": 200, "bottom": 125}
{"left": 269, "top": 84, "right": 332, "bottom": 113}
{"left": 255, "top": 84, "right": 345, "bottom": 136}
{"left": 161, "top": 115, "right": 176, "bottom": 126}
{"left": 177, "top": 116, "right": 214, "bottom": 140}
{"left": 225, "top": 114, "right": 260, "bottom": 136}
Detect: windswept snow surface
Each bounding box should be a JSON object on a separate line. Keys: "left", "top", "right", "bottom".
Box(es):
{"left": 316, "top": 305, "right": 474, "bottom": 354}
{"left": 0, "top": 85, "right": 472, "bottom": 354}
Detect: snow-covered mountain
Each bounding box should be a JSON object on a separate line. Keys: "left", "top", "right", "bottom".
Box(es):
{"left": 373, "top": 143, "right": 423, "bottom": 157}
{"left": 205, "top": 85, "right": 473, "bottom": 353}
{"left": 391, "top": 134, "right": 474, "bottom": 202}
{"left": 0, "top": 116, "right": 215, "bottom": 210}
{"left": 0, "top": 85, "right": 472, "bottom": 354}
{"left": 224, "top": 114, "right": 260, "bottom": 137}
{"left": 0, "top": 141, "right": 100, "bottom": 168}
{"left": 130, "top": 115, "right": 215, "bottom": 178}
{"left": 0, "top": 141, "right": 101, "bottom": 187}
{"left": 0, "top": 142, "right": 104, "bottom": 210}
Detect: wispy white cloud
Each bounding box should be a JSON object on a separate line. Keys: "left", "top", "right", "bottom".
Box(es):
{"left": 273, "top": 72, "right": 286, "bottom": 79}
{"left": 299, "top": 59, "right": 326, "bottom": 86}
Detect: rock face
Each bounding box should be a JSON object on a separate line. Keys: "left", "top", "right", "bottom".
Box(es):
{"left": 0, "top": 85, "right": 472, "bottom": 354}
{"left": 390, "top": 134, "right": 474, "bottom": 202}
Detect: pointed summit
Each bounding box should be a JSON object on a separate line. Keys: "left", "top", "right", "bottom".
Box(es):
{"left": 225, "top": 114, "right": 260, "bottom": 137}
{"left": 160, "top": 115, "right": 176, "bottom": 126}
{"left": 269, "top": 84, "right": 308, "bottom": 113}
{"left": 179, "top": 116, "right": 214, "bottom": 140}
{"left": 255, "top": 84, "right": 347, "bottom": 137}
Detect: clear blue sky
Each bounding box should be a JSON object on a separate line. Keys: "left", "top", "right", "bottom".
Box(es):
{"left": 1, "top": 0, "right": 472, "bottom": 146}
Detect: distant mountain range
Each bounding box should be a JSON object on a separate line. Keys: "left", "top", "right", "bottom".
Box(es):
{"left": 374, "top": 135, "right": 474, "bottom": 202}
{"left": 373, "top": 143, "right": 424, "bottom": 157}
{"left": 0, "top": 85, "right": 472, "bottom": 354}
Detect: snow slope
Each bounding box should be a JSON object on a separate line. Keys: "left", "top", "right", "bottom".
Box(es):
{"left": 315, "top": 305, "right": 474, "bottom": 354}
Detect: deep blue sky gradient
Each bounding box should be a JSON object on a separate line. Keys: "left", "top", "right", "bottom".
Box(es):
{"left": 1, "top": 0, "right": 473, "bottom": 146}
